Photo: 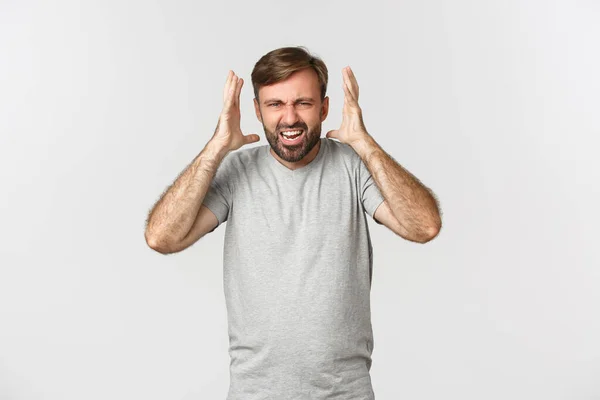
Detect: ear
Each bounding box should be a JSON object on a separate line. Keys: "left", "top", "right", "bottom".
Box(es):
{"left": 253, "top": 98, "right": 262, "bottom": 123}
{"left": 320, "top": 96, "right": 329, "bottom": 122}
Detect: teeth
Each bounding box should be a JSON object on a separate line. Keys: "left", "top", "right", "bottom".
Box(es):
{"left": 282, "top": 130, "right": 302, "bottom": 138}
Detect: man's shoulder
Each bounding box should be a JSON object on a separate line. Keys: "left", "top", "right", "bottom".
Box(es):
{"left": 221, "top": 144, "right": 265, "bottom": 167}
{"left": 324, "top": 138, "right": 361, "bottom": 168}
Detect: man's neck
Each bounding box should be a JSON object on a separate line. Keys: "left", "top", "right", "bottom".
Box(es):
{"left": 270, "top": 139, "right": 321, "bottom": 171}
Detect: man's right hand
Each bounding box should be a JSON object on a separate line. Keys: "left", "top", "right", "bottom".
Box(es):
{"left": 211, "top": 70, "right": 260, "bottom": 153}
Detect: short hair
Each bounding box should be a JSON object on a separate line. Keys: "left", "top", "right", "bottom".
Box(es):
{"left": 251, "top": 46, "right": 328, "bottom": 103}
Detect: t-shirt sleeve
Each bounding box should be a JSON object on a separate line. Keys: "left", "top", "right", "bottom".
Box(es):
{"left": 357, "top": 155, "right": 385, "bottom": 219}
{"left": 201, "top": 153, "right": 235, "bottom": 227}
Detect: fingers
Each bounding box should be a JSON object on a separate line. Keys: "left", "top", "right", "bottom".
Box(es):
{"left": 224, "top": 74, "right": 239, "bottom": 112}
{"left": 342, "top": 66, "right": 359, "bottom": 103}
{"left": 223, "top": 70, "right": 233, "bottom": 103}
{"left": 222, "top": 70, "right": 245, "bottom": 112}
{"left": 347, "top": 67, "right": 359, "bottom": 99}
{"left": 342, "top": 76, "right": 356, "bottom": 107}
{"left": 235, "top": 77, "right": 244, "bottom": 107}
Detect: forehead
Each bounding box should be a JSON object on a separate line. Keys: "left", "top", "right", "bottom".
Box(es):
{"left": 259, "top": 68, "right": 320, "bottom": 102}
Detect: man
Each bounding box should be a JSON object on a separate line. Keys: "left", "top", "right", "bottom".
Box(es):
{"left": 145, "top": 46, "right": 441, "bottom": 400}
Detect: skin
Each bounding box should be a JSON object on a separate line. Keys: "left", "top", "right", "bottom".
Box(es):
{"left": 253, "top": 68, "right": 329, "bottom": 170}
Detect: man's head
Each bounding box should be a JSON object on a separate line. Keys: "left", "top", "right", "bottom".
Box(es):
{"left": 251, "top": 46, "right": 329, "bottom": 164}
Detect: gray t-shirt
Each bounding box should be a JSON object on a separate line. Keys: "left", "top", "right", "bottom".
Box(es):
{"left": 202, "top": 137, "right": 384, "bottom": 400}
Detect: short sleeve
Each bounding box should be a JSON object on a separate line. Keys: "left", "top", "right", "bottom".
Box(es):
{"left": 357, "top": 156, "right": 385, "bottom": 219}
{"left": 202, "top": 154, "right": 235, "bottom": 227}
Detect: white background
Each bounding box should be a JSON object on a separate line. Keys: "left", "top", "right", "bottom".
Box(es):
{"left": 1, "top": 1, "right": 599, "bottom": 399}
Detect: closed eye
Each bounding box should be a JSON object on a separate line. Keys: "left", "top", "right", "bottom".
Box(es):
{"left": 267, "top": 102, "right": 312, "bottom": 107}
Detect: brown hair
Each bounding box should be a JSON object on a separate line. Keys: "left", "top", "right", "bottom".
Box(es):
{"left": 251, "top": 46, "right": 328, "bottom": 103}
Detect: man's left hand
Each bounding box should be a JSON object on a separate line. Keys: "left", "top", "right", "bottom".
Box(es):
{"left": 326, "top": 66, "right": 371, "bottom": 147}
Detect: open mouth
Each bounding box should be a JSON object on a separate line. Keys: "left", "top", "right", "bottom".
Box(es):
{"left": 279, "top": 129, "right": 305, "bottom": 145}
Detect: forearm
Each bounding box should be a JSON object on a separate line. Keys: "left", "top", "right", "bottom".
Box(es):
{"left": 145, "top": 139, "right": 228, "bottom": 248}
{"left": 351, "top": 134, "right": 441, "bottom": 240}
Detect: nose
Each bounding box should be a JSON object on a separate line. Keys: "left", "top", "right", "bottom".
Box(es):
{"left": 281, "top": 104, "right": 300, "bottom": 126}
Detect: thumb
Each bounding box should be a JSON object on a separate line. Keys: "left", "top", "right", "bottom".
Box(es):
{"left": 326, "top": 130, "right": 338, "bottom": 139}
{"left": 244, "top": 134, "right": 261, "bottom": 144}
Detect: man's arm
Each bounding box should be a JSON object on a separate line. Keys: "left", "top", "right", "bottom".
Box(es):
{"left": 145, "top": 70, "right": 259, "bottom": 254}
{"left": 324, "top": 66, "right": 441, "bottom": 243}
{"left": 352, "top": 134, "right": 442, "bottom": 243}
{"left": 144, "top": 140, "right": 228, "bottom": 254}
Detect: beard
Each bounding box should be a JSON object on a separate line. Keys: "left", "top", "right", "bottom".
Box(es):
{"left": 263, "top": 120, "right": 322, "bottom": 163}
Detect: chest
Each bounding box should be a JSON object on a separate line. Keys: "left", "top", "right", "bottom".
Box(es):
{"left": 229, "top": 166, "right": 363, "bottom": 245}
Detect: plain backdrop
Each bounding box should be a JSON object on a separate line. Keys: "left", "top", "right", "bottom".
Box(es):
{"left": 1, "top": 1, "right": 599, "bottom": 399}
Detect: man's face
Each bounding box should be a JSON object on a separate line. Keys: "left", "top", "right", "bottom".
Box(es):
{"left": 254, "top": 68, "right": 329, "bottom": 163}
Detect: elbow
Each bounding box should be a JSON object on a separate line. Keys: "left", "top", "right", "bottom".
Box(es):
{"left": 424, "top": 220, "right": 442, "bottom": 243}
{"left": 416, "top": 221, "right": 441, "bottom": 244}
{"left": 145, "top": 231, "right": 173, "bottom": 254}
{"left": 424, "top": 225, "right": 441, "bottom": 243}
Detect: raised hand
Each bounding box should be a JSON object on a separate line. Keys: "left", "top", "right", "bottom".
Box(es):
{"left": 325, "top": 66, "right": 370, "bottom": 147}
{"left": 211, "top": 70, "right": 260, "bottom": 152}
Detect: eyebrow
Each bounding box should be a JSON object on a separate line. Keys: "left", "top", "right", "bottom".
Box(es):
{"left": 262, "top": 97, "right": 316, "bottom": 104}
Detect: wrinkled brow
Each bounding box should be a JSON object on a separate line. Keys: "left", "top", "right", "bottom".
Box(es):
{"left": 262, "top": 97, "right": 316, "bottom": 104}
